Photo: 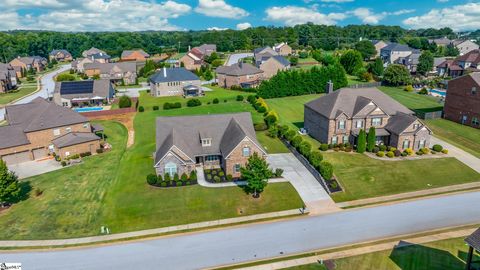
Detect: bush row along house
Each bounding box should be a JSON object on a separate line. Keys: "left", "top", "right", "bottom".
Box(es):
{"left": 149, "top": 67, "right": 201, "bottom": 97}
{"left": 180, "top": 44, "right": 217, "bottom": 70}
{"left": 0, "top": 97, "right": 101, "bottom": 165}
{"left": 444, "top": 72, "right": 480, "bottom": 128}
{"left": 436, "top": 49, "right": 480, "bottom": 78}
{"left": 429, "top": 38, "right": 479, "bottom": 55}
{"left": 54, "top": 80, "right": 115, "bottom": 108}
{"left": 49, "top": 50, "right": 73, "bottom": 62}
{"left": 9, "top": 56, "right": 47, "bottom": 77}
{"left": 84, "top": 62, "right": 137, "bottom": 85}
{"left": 0, "top": 63, "right": 18, "bottom": 93}
{"left": 154, "top": 113, "right": 266, "bottom": 179}
{"left": 304, "top": 86, "right": 432, "bottom": 151}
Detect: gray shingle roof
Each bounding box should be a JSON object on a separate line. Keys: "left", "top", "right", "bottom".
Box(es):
{"left": 269, "top": 55, "right": 290, "bottom": 66}
{"left": 195, "top": 44, "right": 216, "bottom": 55}
{"left": 381, "top": 43, "right": 414, "bottom": 52}
{"left": 82, "top": 47, "right": 106, "bottom": 57}
{"left": 52, "top": 132, "right": 100, "bottom": 148}
{"left": 216, "top": 62, "right": 263, "bottom": 76}
{"left": 0, "top": 125, "right": 30, "bottom": 149}
{"left": 84, "top": 62, "right": 136, "bottom": 74}
{"left": 154, "top": 112, "right": 264, "bottom": 164}
{"left": 466, "top": 228, "right": 480, "bottom": 251}
{"left": 50, "top": 49, "right": 71, "bottom": 56}
{"left": 149, "top": 68, "right": 199, "bottom": 83}
{"left": 384, "top": 112, "right": 418, "bottom": 134}
{"left": 54, "top": 80, "right": 114, "bottom": 100}
{"left": 121, "top": 49, "right": 150, "bottom": 59}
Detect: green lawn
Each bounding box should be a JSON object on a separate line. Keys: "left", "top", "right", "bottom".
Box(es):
{"left": 54, "top": 70, "right": 83, "bottom": 81}
{"left": 0, "top": 85, "right": 38, "bottom": 106}
{"left": 256, "top": 131, "right": 289, "bottom": 154}
{"left": 426, "top": 119, "right": 480, "bottom": 158}
{"left": 379, "top": 86, "right": 444, "bottom": 113}
{"left": 347, "top": 75, "right": 364, "bottom": 86}
{"left": 266, "top": 94, "right": 323, "bottom": 130}
{"left": 287, "top": 237, "right": 477, "bottom": 270}
{"left": 0, "top": 102, "right": 303, "bottom": 240}
{"left": 326, "top": 152, "right": 480, "bottom": 202}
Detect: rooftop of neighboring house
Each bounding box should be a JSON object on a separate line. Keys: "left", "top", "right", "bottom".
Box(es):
{"left": 149, "top": 67, "right": 199, "bottom": 83}
{"left": 195, "top": 44, "right": 216, "bottom": 55}
{"left": 371, "top": 40, "right": 390, "bottom": 46}
{"left": 381, "top": 43, "right": 415, "bottom": 52}
{"left": 84, "top": 62, "right": 137, "bottom": 74}
{"left": 452, "top": 39, "right": 476, "bottom": 46}
{"left": 154, "top": 112, "right": 264, "bottom": 164}
{"left": 395, "top": 52, "right": 421, "bottom": 65}
{"left": 89, "top": 52, "right": 111, "bottom": 60}
{"left": 216, "top": 62, "right": 264, "bottom": 76}
{"left": 51, "top": 132, "right": 100, "bottom": 148}
{"left": 259, "top": 55, "right": 290, "bottom": 67}
{"left": 0, "top": 63, "right": 16, "bottom": 80}
{"left": 450, "top": 72, "right": 480, "bottom": 86}
{"left": 82, "top": 47, "right": 106, "bottom": 57}
{"left": 456, "top": 49, "right": 480, "bottom": 63}
{"left": 254, "top": 46, "right": 278, "bottom": 56}
{"left": 11, "top": 56, "right": 47, "bottom": 65}
{"left": 54, "top": 80, "right": 113, "bottom": 99}
{"left": 0, "top": 97, "right": 89, "bottom": 149}
{"left": 121, "top": 49, "right": 150, "bottom": 59}
{"left": 50, "top": 49, "right": 71, "bottom": 56}
{"left": 273, "top": 42, "right": 289, "bottom": 50}
{"left": 430, "top": 37, "right": 452, "bottom": 46}
{"left": 434, "top": 57, "right": 448, "bottom": 67}
{"left": 305, "top": 87, "right": 413, "bottom": 120}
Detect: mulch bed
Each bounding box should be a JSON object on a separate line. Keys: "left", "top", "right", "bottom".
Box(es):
{"left": 150, "top": 180, "right": 198, "bottom": 188}
{"left": 204, "top": 168, "right": 231, "bottom": 183}
{"left": 326, "top": 178, "right": 342, "bottom": 193}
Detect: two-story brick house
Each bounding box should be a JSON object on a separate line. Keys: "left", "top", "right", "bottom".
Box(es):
{"left": 149, "top": 67, "right": 201, "bottom": 97}
{"left": 9, "top": 56, "right": 47, "bottom": 77}
{"left": 444, "top": 72, "right": 480, "bottom": 128}
{"left": 304, "top": 87, "right": 432, "bottom": 151}
{"left": 216, "top": 62, "right": 264, "bottom": 89}
{"left": 154, "top": 113, "right": 266, "bottom": 178}
{"left": 0, "top": 97, "right": 101, "bottom": 164}
{"left": 49, "top": 50, "right": 73, "bottom": 62}
{"left": 120, "top": 49, "right": 150, "bottom": 62}
{"left": 84, "top": 62, "right": 137, "bottom": 85}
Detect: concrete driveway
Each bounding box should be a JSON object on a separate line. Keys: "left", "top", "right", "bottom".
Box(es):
{"left": 225, "top": 53, "right": 253, "bottom": 66}
{"left": 8, "top": 158, "right": 62, "bottom": 179}
{"left": 267, "top": 153, "right": 338, "bottom": 214}
{"left": 430, "top": 136, "right": 480, "bottom": 173}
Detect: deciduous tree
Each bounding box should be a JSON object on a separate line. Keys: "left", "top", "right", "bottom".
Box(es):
{"left": 240, "top": 153, "right": 272, "bottom": 198}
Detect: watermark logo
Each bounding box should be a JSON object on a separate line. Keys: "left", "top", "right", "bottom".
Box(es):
{"left": 0, "top": 263, "right": 21, "bottom": 270}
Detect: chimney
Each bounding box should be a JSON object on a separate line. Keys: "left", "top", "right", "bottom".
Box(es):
{"left": 239, "top": 61, "right": 243, "bottom": 69}
{"left": 188, "top": 45, "right": 191, "bottom": 51}
{"left": 163, "top": 67, "right": 167, "bottom": 77}
{"left": 326, "top": 80, "right": 333, "bottom": 94}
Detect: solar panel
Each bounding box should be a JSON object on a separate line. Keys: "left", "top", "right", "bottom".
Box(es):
{"left": 60, "top": 81, "right": 94, "bottom": 95}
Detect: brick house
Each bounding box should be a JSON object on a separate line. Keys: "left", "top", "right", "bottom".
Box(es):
{"left": 53, "top": 80, "right": 115, "bottom": 108}
{"left": 9, "top": 56, "right": 47, "bottom": 77}
{"left": 84, "top": 62, "right": 137, "bottom": 85}
{"left": 154, "top": 113, "right": 267, "bottom": 178}
{"left": 179, "top": 48, "right": 204, "bottom": 70}
{"left": 121, "top": 49, "right": 150, "bottom": 61}
{"left": 273, "top": 42, "right": 292, "bottom": 56}
{"left": 82, "top": 47, "right": 106, "bottom": 58}
{"left": 304, "top": 87, "right": 432, "bottom": 151}
{"left": 216, "top": 62, "right": 264, "bottom": 89}
{"left": 436, "top": 50, "right": 480, "bottom": 78}
{"left": 49, "top": 50, "right": 73, "bottom": 62}
{"left": 254, "top": 47, "right": 278, "bottom": 66}
{"left": 0, "top": 97, "right": 101, "bottom": 164}
{"left": 258, "top": 55, "right": 290, "bottom": 79}
{"left": 149, "top": 67, "right": 201, "bottom": 97}
{"left": 443, "top": 72, "right": 480, "bottom": 128}
{"left": 0, "top": 63, "right": 18, "bottom": 93}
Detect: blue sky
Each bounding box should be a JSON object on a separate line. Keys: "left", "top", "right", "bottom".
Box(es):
{"left": 1, "top": 0, "right": 479, "bottom": 32}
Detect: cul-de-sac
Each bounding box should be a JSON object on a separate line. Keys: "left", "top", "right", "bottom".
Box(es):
{"left": 0, "top": 1, "right": 480, "bottom": 269}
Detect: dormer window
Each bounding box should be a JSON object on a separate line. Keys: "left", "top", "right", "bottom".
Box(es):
{"left": 201, "top": 138, "right": 211, "bottom": 147}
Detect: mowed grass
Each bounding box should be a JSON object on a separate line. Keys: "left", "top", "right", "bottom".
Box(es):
{"left": 0, "top": 86, "right": 37, "bottom": 106}
{"left": 326, "top": 152, "right": 480, "bottom": 202}
{"left": 0, "top": 102, "right": 303, "bottom": 239}
{"left": 379, "top": 86, "right": 444, "bottom": 112}
{"left": 286, "top": 237, "right": 477, "bottom": 270}
{"left": 426, "top": 119, "right": 480, "bottom": 159}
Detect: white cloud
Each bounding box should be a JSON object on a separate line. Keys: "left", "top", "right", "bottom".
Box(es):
{"left": 236, "top": 22, "right": 252, "bottom": 30}
{"left": 207, "top": 26, "right": 229, "bottom": 31}
{"left": 265, "top": 6, "right": 347, "bottom": 26}
{"left": 0, "top": 0, "right": 192, "bottom": 31}
{"left": 352, "top": 8, "right": 415, "bottom": 25}
{"left": 3, "top": 0, "right": 66, "bottom": 8}
{"left": 404, "top": 3, "right": 480, "bottom": 31}
{"left": 195, "top": 0, "right": 249, "bottom": 18}
{"left": 0, "top": 12, "right": 21, "bottom": 31}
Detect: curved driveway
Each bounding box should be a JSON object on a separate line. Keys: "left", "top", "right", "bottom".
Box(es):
{"left": 0, "top": 64, "right": 70, "bottom": 119}
{"left": 2, "top": 191, "right": 480, "bottom": 270}
{"left": 226, "top": 53, "right": 253, "bottom": 66}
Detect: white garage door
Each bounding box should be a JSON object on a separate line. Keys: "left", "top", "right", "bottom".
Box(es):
{"left": 32, "top": 148, "right": 47, "bottom": 160}
{"left": 1, "top": 151, "right": 31, "bottom": 165}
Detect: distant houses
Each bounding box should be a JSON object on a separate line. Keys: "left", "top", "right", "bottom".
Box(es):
{"left": 180, "top": 44, "right": 217, "bottom": 70}
{"left": 253, "top": 47, "right": 278, "bottom": 66}
{"left": 53, "top": 80, "right": 115, "bottom": 108}
{"left": 49, "top": 50, "right": 73, "bottom": 62}
{"left": 443, "top": 72, "right": 480, "bottom": 128}
{"left": 149, "top": 67, "right": 201, "bottom": 97}
{"left": 216, "top": 62, "right": 264, "bottom": 89}
{"left": 429, "top": 38, "right": 479, "bottom": 55}
{"left": 380, "top": 43, "right": 418, "bottom": 65}
{"left": 84, "top": 62, "right": 137, "bottom": 85}
{"left": 273, "top": 42, "right": 292, "bottom": 56}
{"left": 121, "top": 49, "right": 150, "bottom": 62}
{"left": 436, "top": 49, "right": 480, "bottom": 77}
{"left": 0, "top": 63, "right": 18, "bottom": 93}
{"left": 9, "top": 56, "right": 47, "bottom": 77}
{"left": 372, "top": 40, "right": 390, "bottom": 58}
{"left": 82, "top": 47, "right": 107, "bottom": 58}
{"left": 257, "top": 55, "right": 290, "bottom": 79}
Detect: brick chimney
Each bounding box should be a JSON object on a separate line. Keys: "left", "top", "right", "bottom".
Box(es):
{"left": 326, "top": 80, "right": 334, "bottom": 94}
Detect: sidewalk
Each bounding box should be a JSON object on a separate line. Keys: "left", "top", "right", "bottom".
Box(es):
{"left": 430, "top": 136, "right": 480, "bottom": 173}
{"left": 236, "top": 227, "right": 476, "bottom": 270}
{"left": 337, "top": 182, "right": 480, "bottom": 208}
{"left": 0, "top": 209, "right": 305, "bottom": 248}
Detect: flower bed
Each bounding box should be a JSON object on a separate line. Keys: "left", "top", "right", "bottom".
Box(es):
{"left": 146, "top": 171, "right": 198, "bottom": 188}
{"left": 204, "top": 168, "right": 232, "bottom": 183}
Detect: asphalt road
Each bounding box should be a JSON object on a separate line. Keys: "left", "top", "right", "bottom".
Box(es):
{"left": 2, "top": 191, "right": 480, "bottom": 270}
{"left": 0, "top": 64, "right": 70, "bottom": 119}
{"left": 225, "top": 53, "right": 253, "bottom": 66}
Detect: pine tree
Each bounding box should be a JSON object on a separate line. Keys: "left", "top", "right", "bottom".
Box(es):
{"left": 0, "top": 160, "right": 20, "bottom": 206}
{"left": 240, "top": 153, "right": 272, "bottom": 198}
{"left": 367, "top": 126, "right": 376, "bottom": 152}
{"left": 356, "top": 129, "right": 367, "bottom": 153}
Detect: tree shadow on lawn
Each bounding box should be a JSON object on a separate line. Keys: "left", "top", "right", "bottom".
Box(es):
{"left": 293, "top": 122, "right": 304, "bottom": 129}
{"left": 10, "top": 181, "right": 32, "bottom": 204}
{"left": 389, "top": 241, "right": 468, "bottom": 270}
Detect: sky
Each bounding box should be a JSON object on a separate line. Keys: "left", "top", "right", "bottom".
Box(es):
{"left": 1, "top": 0, "right": 480, "bottom": 32}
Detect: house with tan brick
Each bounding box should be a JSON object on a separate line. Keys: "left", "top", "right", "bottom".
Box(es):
{"left": 0, "top": 63, "right": 18, "bottom": 93}
{"left": 0, "top": 97, "right": 101, "bottom": 164}
{"left": 372, "top": 40, "right": 390, "bottom": 58}
{"left": 121, "top": 49, "right": 150, "bottom": 61}
{"left": 149, "top": 67, "right": 201, "bottom": 97}
{"left": 436, "top": 50, "right": 480, "bottom": 78}
{"left": 444, "top": 72, "right": 480, "bottom": 128}
{"left": 304, "top": 87, "right": 432, "bottom": 151}
{"left": 154, "top": 112, "right": 266, "bottom": 178}
{"left": 254, "top": 47, "right": 278, "bottom": 66}
{"left": 9, "top": 56, "right": 47, "bottom": 77}
{"left": 49, "top": 50, "right": 73, "bottom": 62}
{"left": 273, "top": 42, "right": 292, "bottom": 56}
{"left": 84, "top": 62, "right": 137, "bottom": 85}
{"left": 179, "top": 48, "right": 204, "bottom": 70}
{"left": 257, "top": 55, "right": 290, "bottom": 79}
{"left": 216, "top": 62, "right": 264, "bottom": 89}
{"left": 82, "top": 47, "right": 106, "bottom": 58}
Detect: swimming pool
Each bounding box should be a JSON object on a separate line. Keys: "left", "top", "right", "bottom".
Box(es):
{"left": 73, "top": 107, "right": 104, "bottom": 112}
{"left": 429, "top": 89, "right": 446, "bottom": 97}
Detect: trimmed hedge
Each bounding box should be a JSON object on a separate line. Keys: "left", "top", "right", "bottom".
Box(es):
{"left": 432, "top": 144, "right": 443, "bottom": 152}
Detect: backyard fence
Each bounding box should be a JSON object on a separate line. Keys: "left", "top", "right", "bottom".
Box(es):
{"left": 416, "top": 110, "right": 443, "bottom": 120}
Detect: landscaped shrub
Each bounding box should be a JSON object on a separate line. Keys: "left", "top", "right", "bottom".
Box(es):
{"left": 278, "top": 125, "right": 289, "bottom": 137}
{"left": 189, "top": 170, "right": 197, "bottom": 181}
{"left": 157, "top": 175, "right": 163, "bottom": 182}
{"left": 214, "top": 176, "right": 221, "bottom": 182}
{"left": 34, "top": 188, "right": 43, "bottom": 197}
{"left": 345, "top": 146, "right": 353, "bottom": 152}
{"left": 160, "top": 181, "right": 167, "bottom": 187}
{"left": 163, "top": 103, "right": 171, "bottom": 110}
{"left": 226, "top": 174, "right": 233, "bottom": 181}
{"left": 219, "top": 171, "right": 225, "bottom": 177}
{"left": 138, "top": 106, "right": 144, "bottom": 112}
{"left": 356, "top": 129, "right": 366, "bottom": 153}
{"left": 181, "top": 173, "right": 188, "bottom": 181}
{"left": 187, "top": 99, "right": 202, "bottom": 107}
{"left": 264, "top": 110, "right": 279, "bottom": 127}
{"left": 405, "top": 148, "right": 414, "bottom": 155}
{"left": 153, "top": 105, "right": 159, "bottom": 111}
{"left": 401, "top": 151, "right": 408, "bottom": 157}
{"left": 379, "top": 145, "right": 387, "bottom": 151}
{"left": 212, "top": 98, "right": 219, "bottom": 104}
{"left": 274, "top": 168, "right": 284, "bottom": 178}
{"left": 416, "top": 151, "right": 423, "bottom": 155}
{"left": 298, "top": 141, "right": 312, "bottom": 156}
{"left": 285, "top": 130, "right": 297, "bottom": 141}
{"left": 79, "top": 152, "right": 92, "bottom": 158}
{"left": 432, "top": 144, "right": 443, "bottom": 152}
{"left": 96, "top": 148, "right": 104, "bottom": 154}
{"left": 212, "top": 169, "right": 217, "bottom": 175}
{"left": 163, "top": 102, "right": 182, "bottom": 110}
{"left": 373, "top": 147, "right": 380, "bottom": 153}
{"left": 61, "top": 161, "right": 67, "bottom": 167}
{"left": 376, "top": 151, "right": 385, "bottom": 157}
{"left": 309, "top": 151, "right": 323, "bottom": 165}
{"left": 394, "top": 150, "right": 401, "bottom": 157}
{"left": 442, "top": 149, "right": 448, "bottom": 154}
{"left": 146, "top": 174, "right": 157, "bottom": 185}
{"left": 247, "top": 95, "right": 256, "bottom": 103}
{"left": 236, "top": 95, "right": 244, "bottom": 101}
{"left": 319, "top": 144, "right": 329, "bottom": 151}
{"left": 224, "top": 99, "right": 227, "bottom": 103}
{"left": 164, "top": 173, "right": 171, "bottom": 182}
{"left": 257, "top": 106, "right": 267, "bottom": 113}
{"left": 319, "top": 161, "right": 334, "bottom": 180}
{"left": 291, "top": 136, "right": 303, "bottom": 148}
{"left": 267, "top": 125, "right": 278, "bottom": 138}
{"left": 386, "top": 151, "right": 394, "bottom": 158}
{"left": 420, "top": 147, "right": 430, "bottom": 155}
{"left": 404, "top": 85, "right": 414, "bottom": 92}
{"left": 118, "top": 96, "right": 132, "bottom": 108}
{"left": 254, "top": 123, "right": 268, "bottom": 131}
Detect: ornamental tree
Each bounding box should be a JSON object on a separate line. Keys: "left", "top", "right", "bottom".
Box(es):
{"left": 367, "top": 126, "right": 376, "bottom": 152}
{"left": 356, "top": 129, "right": 367, "bottom": 153}
{"left": 240, "top": 153, "right": 272, "bottom": 198}
{"left": 383, "top": 64, "right": 411, "bottom": 86}
{"left": 0, "top": 160, "right": 20, "bottom": 206}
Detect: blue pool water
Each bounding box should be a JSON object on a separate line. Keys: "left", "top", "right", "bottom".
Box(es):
{"left": 429, "top": 89, "right": 446, "bottom": 97}
{"left": 73, "top": 107, "right": 104, "bottom": 112}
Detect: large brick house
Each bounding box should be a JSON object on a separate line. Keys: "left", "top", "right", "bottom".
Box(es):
{"left": 121, "top": 49, "right": 150, "bottom": 62}
{"left": 49, "top": 50, "right": 73, "bottom": 62}
{"left": 254, "top": 47, "right": 278, "bottom": 66}
{"left": 0, "top": 97, "right": 101, "bottom": 164}
{"left": 273, "top": 42, "right": 292, "bottom": 56}
{"left": 304, "top": 87, "right": 432, "bottom": 151}
{"left": 154, "top": 113, "right": 266, "bottom": 178}
{"left": 84, "top": 62, "right": 137, "bottom": 85}
{"left": 53, "top": 80, "right": 115, "bottom": 108}
{"left": 9, "top": 56, "right": 47, "bottom": 77}
{"left": 0, "top": 63, "right": 18, "bottom": 93}
{"left": 149, "top": 67, "right": 201, "bottom": 97}
{"left": 216, "top": 62, "right": 264, "bottom": 89}
{"left": 444, "top": 72, "right": 480, "bottom": 128}
{"left": 179, "top": 48, "right": 204, "bottom": 71}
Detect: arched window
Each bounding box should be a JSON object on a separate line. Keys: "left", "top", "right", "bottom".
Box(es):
{"left": 165, "top": 162, "right": 177, "bottom": 176}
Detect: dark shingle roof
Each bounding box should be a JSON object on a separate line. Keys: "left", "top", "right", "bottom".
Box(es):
{"left": 52, "top": 132, "right": 100, "bottom": 148}
{"left": 216, "top": 62, "right": 263, "bottom": 76}
{"left": 84, "top": 62, "right": 137, "bottom": 73}
{"left": 381, "top": 43, "right": 414, "bottom": 52}
{"left": 0, "top": 125, "right": 30, "bottom": 149}
{"left": 149, "top": 68, "right": 199, "bottom": 83}
{"left": 384, "top": 112, "right": 419, "bottom": 134}
{"left": 90, "top": 53, "right": 111, "bottom": 60}
{"left": 54, "top": 80, "right": 113, "bottom": 100}
{"left": 466, "top": 228, "right": 480, "bottom": 251}
{"left": 50, "top": 49, "right": 71, "bottom": 56}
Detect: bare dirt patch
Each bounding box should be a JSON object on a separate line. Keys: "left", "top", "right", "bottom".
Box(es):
{"left": 86, "top": 112, "right": 136, "bottom": 148}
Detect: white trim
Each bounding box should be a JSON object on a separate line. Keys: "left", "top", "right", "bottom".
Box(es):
{"left": 224, "top": 136, "right": 267, "bottom": 159}
{"left": 154, "top": 146, "right": 194, "bottom": 167}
